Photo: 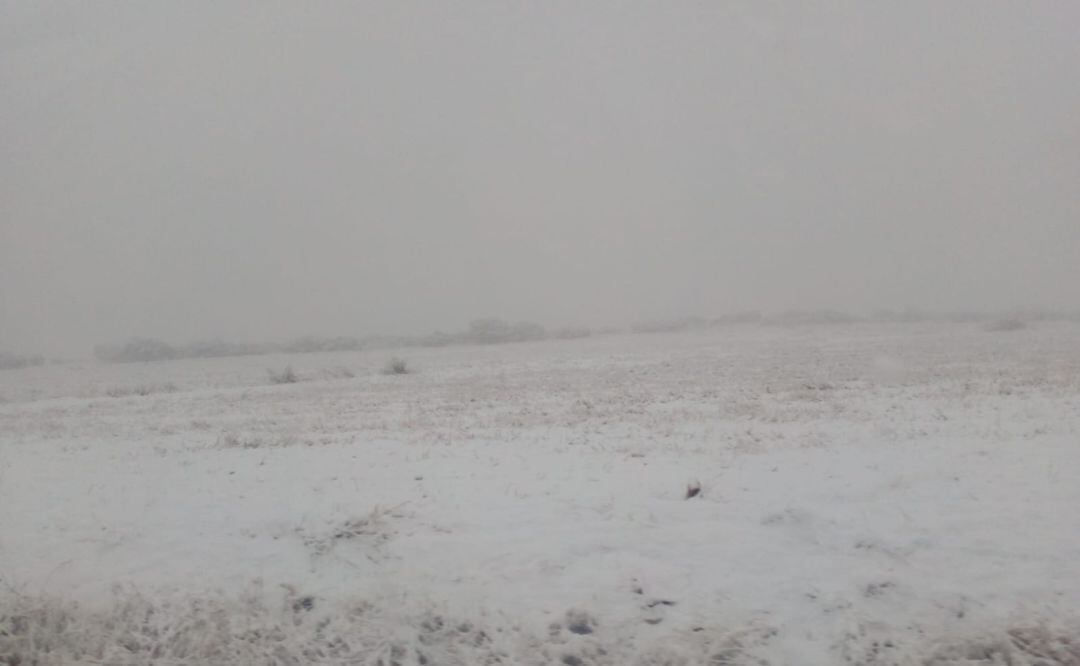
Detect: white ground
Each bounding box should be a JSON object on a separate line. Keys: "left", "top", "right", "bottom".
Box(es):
{"left": 1, "top": 323, "right": 1079, "bottom": 665}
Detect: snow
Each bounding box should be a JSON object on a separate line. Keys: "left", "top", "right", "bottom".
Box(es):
{"left": 2, "top": 323, "right": 1079, "bottom": 664}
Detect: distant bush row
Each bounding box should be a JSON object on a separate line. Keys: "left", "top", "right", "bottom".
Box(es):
{"left": 0, "top": 352, "right": 46, "bottom": 370}
{"left": 93, "top": 319, "right": 589, "bottom": 364}
{"left": 630, "top": 309, "right": 1080, "bottom": 333}
{"left": 93, "top": 338, "right": 265, "bottom": 363}
{"left": 90, "top": 309, "right": 1080, "bottom": 364}
{"left": 92, "top": 335, "right": 375, "bottom": 363}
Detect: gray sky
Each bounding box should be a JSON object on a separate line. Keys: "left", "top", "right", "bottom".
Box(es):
{"left": 3, "top": 2, "right": 1079, "bottom": 354}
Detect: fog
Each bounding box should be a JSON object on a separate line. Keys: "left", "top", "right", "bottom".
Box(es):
{"left": 2, "top": 2, "right": 1078, "bottom": 355}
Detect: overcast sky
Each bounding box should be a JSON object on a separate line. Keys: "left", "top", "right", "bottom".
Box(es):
{"left": 2, "top": 2, "right": 1079, "bottom": 354}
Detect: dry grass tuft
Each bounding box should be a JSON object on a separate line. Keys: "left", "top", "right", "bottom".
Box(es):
{"left": 267, "top": 365, "right": 298, "bottom": 384}
{"left": 925, "top": 625, "right": 1080, "bottom": 665}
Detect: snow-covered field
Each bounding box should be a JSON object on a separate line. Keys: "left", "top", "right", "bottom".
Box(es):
{"left": 2, "top": 323, "right": 1079, "bottom": 665}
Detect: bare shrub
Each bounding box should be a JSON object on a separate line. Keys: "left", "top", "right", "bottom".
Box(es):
{"left": 282, "top": 336, "right": 362, "bottom": 353}
{"left": 267, "top": 365, "right": 298, "bottom": 384}
{"left": 383, "top": 357, "right": 409, "bottom": 375}
{"left": 631, "top": 317, "right": 707, "bottom": 334}
{"left": 322, "top": 366, "right": 355, "bottom": 380}
{"left": 763, "top": 310, "right": 857, "bottom": 326}
{"left": 985, "top": 317, "right": 1027, "bottom": 332}
{"left": 564, "top": 609, "right": 597, "bottom": 635}
{"left": 218, "top": 432, "right": 298, "bottom": 449}
{"left": 465, "top": 318, "right": 547, "bottom": 344}
{"left": 104, "top": 382, "right": 178, "bottom": 398}
{"left": 182, "top": 339, "right": 265, "bottom": 358}
{"left": 555, "top": 326, "right": 592, "bottom": 340}
{"left": 94, "top": 337, "right": 177, "bottom": 363}
{"left": 295, "top": 504, "right": 406, "bottom": 557}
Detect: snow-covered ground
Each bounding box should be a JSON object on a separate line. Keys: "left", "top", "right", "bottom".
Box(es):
{"left": 2, "top": 323, "right": 1079, "bottom": 665}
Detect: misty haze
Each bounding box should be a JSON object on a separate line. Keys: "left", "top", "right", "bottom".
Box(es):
{"left": 2, "top": 3, "right": 1079, "bottom": 664}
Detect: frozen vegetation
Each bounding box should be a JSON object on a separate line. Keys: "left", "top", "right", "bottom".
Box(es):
{"left": 1, "top": 322, "right": 1078, "bottom": 664}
